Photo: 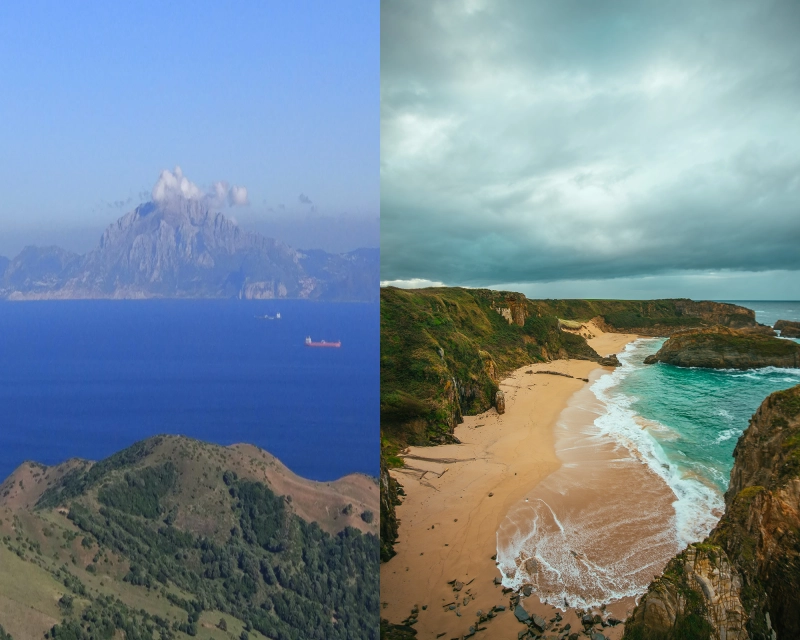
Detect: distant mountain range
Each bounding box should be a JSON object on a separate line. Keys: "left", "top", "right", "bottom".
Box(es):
{"left": 0, "top": 199, "right": 378, "bottom": 301}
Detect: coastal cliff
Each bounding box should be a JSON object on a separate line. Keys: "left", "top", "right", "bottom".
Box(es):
{"left": 380, "top": 289, "right": 767, "bottom": 561}
{"left": 643, "top": 326, "right": 800, "bottom": 369}
{"left": 380, "top": 287, "right": 599, "bottom": 448}
{"left": 532, "top": 298, "right": 767, "bottom": 337}
{"left": 625, "top": 384, "right": 800, "bottom": 639}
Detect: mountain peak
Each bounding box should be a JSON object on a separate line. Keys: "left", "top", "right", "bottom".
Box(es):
{"left": 1, "top": 203, "right": 378, "bottom": 301}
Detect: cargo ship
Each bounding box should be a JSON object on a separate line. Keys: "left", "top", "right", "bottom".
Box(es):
{"left": 305, "top": 336, "right": 341, "bottom": 348}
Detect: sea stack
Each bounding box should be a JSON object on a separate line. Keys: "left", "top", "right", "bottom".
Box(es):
{"left": 643, "top": 325, "right": 800, "bottom": 369}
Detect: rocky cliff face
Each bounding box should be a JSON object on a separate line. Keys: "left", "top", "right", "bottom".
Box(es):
{"left": 591, "top": 299, "right": 769, "bottom": 337}
{"left": 625, "top": 544, "right": 748, "bottom": 640}
{"left": 380, "top": 456, "right": 403, "bottom": 562}
{"left": 643, "top": 326, "right": 800, "bottom": 369}
{"left": 625, "top": 385, "right": 800, "bottom": 640}
{"left": 775, "top": 320, "right": 800, "bottom": 338}
{"left": 0, "top": 200, "right": 378, "bottom": 302}
{"left": 672, "top": 300, "right": 763, "bottom": 332}
{"left": 2, "top": 245, "right": 80, "bottom": 293}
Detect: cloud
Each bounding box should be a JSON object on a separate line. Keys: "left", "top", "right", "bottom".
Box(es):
{"left": 152, "top": 166, "right": 203, "bottom": 202}
{"left": 151, "top": 166, "right": 249, "bottom": 208}
{"left": 381, "top": 278, "right": 447, "bottom": 289}
{"left": 381, "top": 1, "right": 800, "bottom": 290}
{"left": 298, "top": 193, "right": 313, "bottom": 205}
{"left": 228, "top": 185, "right": 249, "bottom": 206}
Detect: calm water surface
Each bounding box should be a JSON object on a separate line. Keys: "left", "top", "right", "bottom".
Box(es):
{"left": 0, "top": 300, "right": 378, "bottom": 482}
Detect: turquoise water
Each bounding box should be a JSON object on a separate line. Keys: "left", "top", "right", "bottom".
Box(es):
{"left": 596, "top": 335, "right": 800, "bottom": 546}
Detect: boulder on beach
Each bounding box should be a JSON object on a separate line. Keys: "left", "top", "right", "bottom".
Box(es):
{"left": 495, "top": 389, "right": 505, "bottom": 414}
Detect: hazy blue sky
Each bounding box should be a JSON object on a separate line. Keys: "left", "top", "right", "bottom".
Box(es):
{"left": 0, "top": 1, "right": 378, "bottom": 256}
{"left": 381, "top": 0, "right": 800, "bottom": 299}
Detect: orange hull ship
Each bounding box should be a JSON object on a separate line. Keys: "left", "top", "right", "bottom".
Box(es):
{"left": 305, "top": 336, "right": 341, "bottom": 348}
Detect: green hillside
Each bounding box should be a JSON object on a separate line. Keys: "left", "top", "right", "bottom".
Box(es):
{"left": 0, "top": 436, "right": 378, "bottom": 640}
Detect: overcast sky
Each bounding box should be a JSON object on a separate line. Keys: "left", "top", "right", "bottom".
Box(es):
{"left": 0, "top": 1, "right": 378, "bottom": 257}
{"left": 381, "top": 0, "right": 800, "bottom": 299}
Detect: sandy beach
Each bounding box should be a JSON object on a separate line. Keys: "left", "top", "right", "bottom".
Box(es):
{"left": 381, "top": 325, "right": 647, "bottom": 639}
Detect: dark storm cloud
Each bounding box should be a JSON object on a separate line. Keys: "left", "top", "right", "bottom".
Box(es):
{"left": 380, "top": 0, "right": 800, "bottom": 287}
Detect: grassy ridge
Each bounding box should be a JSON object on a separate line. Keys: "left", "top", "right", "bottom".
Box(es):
{"left": 0, "top": 436, "right": 379, "bottom": 640}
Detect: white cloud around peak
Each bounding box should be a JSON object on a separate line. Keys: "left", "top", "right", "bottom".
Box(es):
{"left": 151, "top": 166, "right": 249, "bottom": 208}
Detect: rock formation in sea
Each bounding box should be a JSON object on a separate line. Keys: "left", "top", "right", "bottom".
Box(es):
{"left": 775, "top": 320, "right": 800, "bottom": 338}
{"left": 643, "top": 326, "right": 800, "bottom": 369}
{"left": 0, "top": 198, "right": 378, "bottom": 302}
{"left": 625, "top": 384, "right": 800, "bottom": 639}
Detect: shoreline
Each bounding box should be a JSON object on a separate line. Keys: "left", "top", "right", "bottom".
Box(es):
{"left": 381, "top": 326, "right": 640, "bottom": 638}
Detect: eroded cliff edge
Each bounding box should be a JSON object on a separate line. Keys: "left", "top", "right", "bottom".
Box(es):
{"left": 625, "top": 385, "right": 800, "bottom": 640}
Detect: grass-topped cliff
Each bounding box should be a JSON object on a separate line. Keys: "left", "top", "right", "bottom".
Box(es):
{"left": 380, "top": 287, "right": 599, "bottom": 449}
{"left": 0, "top": 435, "right": 379, "bottom": 640}
{"left": 625, "top": 385, "right": 800, "bottom": 640}
{"left": 379, "top": 287, "right": 764, "bottom": 561}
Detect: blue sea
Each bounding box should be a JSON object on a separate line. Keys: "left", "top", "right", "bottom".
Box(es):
{"left": 597, "top": 300, "right": 800, "bottom": 546}
{"left": 0, "top": 300, "right": 378, "bottom": 483}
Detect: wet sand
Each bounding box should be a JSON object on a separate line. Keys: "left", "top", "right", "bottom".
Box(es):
{"left": 496, "top": 370, "right": 681, "bottom": 608}
{"left": 381, "top": 327, "right": 644, "bottom": 638}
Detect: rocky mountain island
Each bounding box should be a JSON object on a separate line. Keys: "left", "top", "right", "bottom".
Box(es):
{"left": 0, "top": 198, "right": 378, "bottom": 302}
{"left": 0, "top": 435, "right": 378, "bottom": 639}
{"left": 643, "top": 326, "right": 800, "bottom": 369}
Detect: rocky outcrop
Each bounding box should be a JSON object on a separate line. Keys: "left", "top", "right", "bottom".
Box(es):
{"left": 626, "top": 385, "right": 800, "bottom": 639}
{"left": 626, "top": 544, "right": 747, "bottom": 640}
{"left": 493, "top": 298, "right": 528, "bottom": 326}
{"left": 495, "top": 389, "right": 506, "bottom": 414}
{"left": 0, "top": 199, "right": 378, "bottom": 302}
{"left": 643, "top": 326, "right": 800, "bottom": 369}
{"left": 381, "top": 455, "right": 403, "bottom": 561}
{"left": 598, "top": 354, "right": 621, "bottom": 367}
{"left": 672, "top": 300, "right": 765, "bottom": 332}
{"left": 775, "top": 320, "right": 800, "bottom": 338}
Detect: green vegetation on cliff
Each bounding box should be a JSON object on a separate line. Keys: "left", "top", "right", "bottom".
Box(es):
{"left": 0, "top": 436, "right": 378, "bottom": 640}
{"left": 380, "top": 287, "right": 599, "bottom": 448}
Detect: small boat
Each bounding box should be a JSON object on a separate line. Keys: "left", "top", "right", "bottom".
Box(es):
{"left": 305, "top": 336, "right": 341, "bottom": 348}
{"left": 255, "top": 312, "right": 281, "bottom": 320}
